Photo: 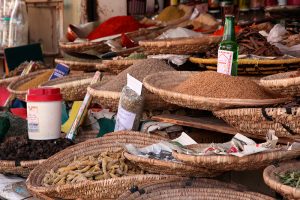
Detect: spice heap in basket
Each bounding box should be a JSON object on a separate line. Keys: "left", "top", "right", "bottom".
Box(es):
{"left": 43, "top": 150, "right": 144, "bottom": 186}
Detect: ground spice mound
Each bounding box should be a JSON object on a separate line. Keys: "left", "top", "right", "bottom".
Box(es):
{"left": 174, "top": 71, "right": 275, "bottom": 99}
{"left": 17, "top": 70, "right": 53, "bottom": 91}
{"left": 100, "top": 59, "right": 175, "bottom": 92}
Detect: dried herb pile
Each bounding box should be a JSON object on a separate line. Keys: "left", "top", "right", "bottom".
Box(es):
{"left": 173, "top": 71, "right": 275, "bottom": 99}
{"left": 277, "top": 171, "right": 300, "bottom": 188}
{"left": 206, "top": 28, "right": 283, "bottom": 58}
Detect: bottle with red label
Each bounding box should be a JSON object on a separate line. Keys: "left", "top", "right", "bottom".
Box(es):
{"left": 217, "top": 15, "right": 239, "bottom": 76}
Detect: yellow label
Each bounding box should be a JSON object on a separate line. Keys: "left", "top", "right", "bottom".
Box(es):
{"left": 171, "top": 0, "right": 178, "bottom": 6}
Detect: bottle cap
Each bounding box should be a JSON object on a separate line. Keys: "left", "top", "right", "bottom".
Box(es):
{"left": 225, "top": 14, "right": 235, "bottom": 17}
{"left": 26, "top": 88, "right": 62, "bottom": 102}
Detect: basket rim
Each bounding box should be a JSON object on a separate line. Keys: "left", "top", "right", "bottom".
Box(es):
{"left": 40, "top": 73, "right": 95, "bottom": 88}
{"left": 55, "top": 58, "right": 101, "bottom": 66}
{"left": 190, "top": 57, "right": 300, "bottom": 65}
{"left": 260, "top": 71, "right": 300, "bottom": 87}
{"left": 143, "top": 71, "right": 291, "bottom": 110}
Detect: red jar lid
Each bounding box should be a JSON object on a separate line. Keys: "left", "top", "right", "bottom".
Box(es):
{"left": 26, "top": 88, "right": 62, "bottom": 102}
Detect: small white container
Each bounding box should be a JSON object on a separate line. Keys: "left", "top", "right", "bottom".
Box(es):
{"left": 26, "top": 88, "right": 62, "bottom": 140}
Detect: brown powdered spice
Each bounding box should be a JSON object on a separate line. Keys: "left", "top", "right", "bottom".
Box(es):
{"left": 100, "top": 59, "right": 175, "bottom": 92}
{"left": 17, "top": 70, "right": 53, "bottom": 91}
{"left": 174, "top": 71, "right": 275, "bottom": 99}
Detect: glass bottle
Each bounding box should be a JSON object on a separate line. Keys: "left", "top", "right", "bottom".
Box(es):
{"left": 8, "top": 0, "right": 28, "bottom": 47}
{"left": 217, "top": 15, "right": 239, "bottom": 76}
{"left": 2, "top": 17, "right": 10, "bottom": 48}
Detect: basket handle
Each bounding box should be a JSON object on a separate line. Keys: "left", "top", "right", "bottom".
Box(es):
{"left": 261, "top": 108, "right": 297, "bottom": 135}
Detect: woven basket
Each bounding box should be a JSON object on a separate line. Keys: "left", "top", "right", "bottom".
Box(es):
{"left": 123, "top": 152, "right": 220, "bottom": 177}
{"left": 172, "top": 144, "right": 300, "bottom": 172}
{"left": 26, "top": 131, "right": 174, "bottom": 200}
{"left": 96, "top": 59, "right": 139, "bottom": 74}
{"left": 119, "top": 187, "right": 274, "bottom": 200}
{"left": 263, "top": 161, "right": 300, "bottom": 200}
{"left": 118, "top": 177, "right": 274, "bottom": 200}
{"left": 0, "top": 76, "right": 19, "bottom": 88}
{"left": 59, "top": 40, "right": 110, "bottom": 54}
{"left": 139, "top": 36, "right": 221, "bottom": 55}
{"left": 55, "top": 57, "right": 100, "bottom": 72}
{"left": 88, "top": 82, "right": 176, "bottom": 112}
{"left": 7, "top": 69, "right": 53, "bottom": 101}
{"left": 40, "top": 73, "right": 112, "bottom": 101}
{"left": 260, "top": 71, "right": 300, "bottom": 97}
{"left": 143, "top": 71, "right": 290, "bottom": 111}
{"left": 213, "top": 107, "right": 300, "bottom": 139}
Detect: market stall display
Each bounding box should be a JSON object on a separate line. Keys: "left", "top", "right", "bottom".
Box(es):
{"left": 143, "top": 71, "right": 290, "bottom": 111}
{"left": 263, "top": 161, "right": 300, "bottom": 199}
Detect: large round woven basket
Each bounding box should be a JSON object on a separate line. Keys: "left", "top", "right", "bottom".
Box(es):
{"left": 260, "top": 71, "right": 300, "bottom": 97}
{"left": 55, "top": 57, "right": 101, "bottom": 72}
{"left": 214, "top": 107, "right": 300, "bottom": 139}
{"left": 143, "top": 71, "right": 290, "bottom": 111}
{"left": 96, "top": 59, "right": 139, "bottom": 74}
{"left": 88, "top": 82, "right": 175, "bottom": 112}
{"left": 118, "top": 177, "right": 250, "bottom": 200}
{"left": 0, "top": 76, "right": 19, "bottom": 88}
{"left": 263, "top": 161, "right": 300, "bottom": 200}
{"left": 172, "top": 144, "right": 300, "bottom": 172}
{"left": 59, "top": 40, "right": 110, "bottom": 54}
{"left": 123, "top": 151, "right": 220, "bottom": 177}
{"left": 40, "top": 73, "right": 112, "bottom": 101}
{"left": 26, "top": 131, "right": 174, "bottom": 200}
{"left": 7, "top": 69, "right": 53, "bottom": 101}
{"left": 139, "top": 36, "right": 221, "bottom": 55}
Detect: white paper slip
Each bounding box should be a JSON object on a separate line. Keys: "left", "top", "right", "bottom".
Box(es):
{"left": 217, "top": 50, "right": 233, "bottom": 75}
{"left": 127, "top": 74, "right": 143, "bottom": 96}
{"left": 172, "top": 132, "right": 197, "bottom": 146}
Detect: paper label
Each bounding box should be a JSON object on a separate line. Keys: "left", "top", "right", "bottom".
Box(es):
{"left": 27, "top": 105, "right": 39, "bottom": 132}
{"left": 114, "top": 106, "right": 136, "bottom": 131}
{"left": 127, "top": 74, "right": 143, "bottom": 96}
{"left": 217, "top": 50, "right": 234, "bottom": 75}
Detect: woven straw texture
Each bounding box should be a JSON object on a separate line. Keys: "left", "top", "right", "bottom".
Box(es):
{"left": 123, "top": 152, "right": 220, "bottom": 177}
{"left": 0, "top": 76, "right": 19, "bottom": 88}
{"left": 118, "top": 177, "right": 274, "bottom": 200}
{"left": 172, "top": 144, "right": 300, "bottom": 172}
{"left": 214, "top": 107, "right": 300, "bottom": 139}
{"left": 55, "top": 58, "right": 100, "bottom": 72}
{"left": 143, "top": 71, "right": 290, "bottom": 111}
{"left": 7, "top": 69, "right": 52, "bottom": 101}
{"left": 88, "top": 82, "right": 175, "bottom": 112}
{"left": 0, "top": 130, "right": 100, "bottom": 177}
{"left": 26, "top": 131, "right": 174, "bottom": 200}
{"left": 260, "top": 71, "right": 300, "bottom": 97}
{"left": 139, "top": 36, "right": 221, "bottom": 55}
{"left": 59, "top": 41, "right": 110, "bottom": 54}
{"left": 40, "top": 73, "right": 112, "bottom": 101}
{"left": 263, "top": 161, "right": 300, "bottom": 200}
{"left": 96, "top": 59, "right": 139, "bottom": 74}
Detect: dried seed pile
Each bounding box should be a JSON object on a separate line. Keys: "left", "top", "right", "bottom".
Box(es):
{"left": 42, "top": 150, "right": 144, "bottom": 186}
{"left": 17, "top": 70, "right": 53, "bottom": 91}
{"left": 0, "top": 136, "right": 73, "bottom": 161}
{"left": 277, "top": 171, "right": 300, "bottom": 188}
{"left": 173, "top": 71, "right": 275, "bottom": 99}
{"left": 100, "top": 59, "right": 175, "bottom": 92}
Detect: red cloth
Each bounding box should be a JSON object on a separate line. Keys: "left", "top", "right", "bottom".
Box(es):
{"left": 87, "top": 16, "right": 144, "bottom": 40}
{"left": 10, "top": 108, "right": 27, "bottom": 119}
{"left": 212, "top": 26, "right": 242, "bottom": 36}
{"left": 0, "top": 87, "right": 10, "bottom": 107}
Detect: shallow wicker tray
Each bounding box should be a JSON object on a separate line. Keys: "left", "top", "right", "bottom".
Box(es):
{"left": 214, "top": 107, "right": 300, "bottom": 139}
{"left": 55, "top": 57, "right": 101, "bottom": 72}
{"left": 26, "top": 131, "right": 174, "bottom": 200}
{"left": 0, "top": 76, "right": 19, "bottom": 88}
{"left": 88, "top": 81, "right": 175, "bottom": 112}
{"left": 118, "top": 177, "right": 250, "bottom": 199}
{"left": 59, "top": 40, "right": 110, "bottom": 54}
{"left": 119, "top": 187, "right": 274, "bottom": 200}
{"left": 143, "top": 71, "right": 291, "bottom": 111}
{"left": 96, "top": 59, "right": 139, "bottom": 74}
{"left": 7, "top": 69, "right": 53, "bottom": 101}
{"left": 139, "top": 36, "right": 221, "bottom": 55}
{"left": 123, "top": 152, "right": 220, "bottom": 177}
{"left": 172, "top": 144, "right": 300, "bottom": 172}
{"left": 263, "top": 161, "right": 300, "bottom": 200}
{"left": 260, "top": 71, "right": 300, "bottom": 97}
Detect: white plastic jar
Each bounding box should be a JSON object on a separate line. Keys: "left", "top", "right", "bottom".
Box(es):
{"left": 26, "top": 88, "right": 62, "bottom": 140}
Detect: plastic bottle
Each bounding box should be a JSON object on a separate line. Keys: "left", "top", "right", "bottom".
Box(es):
{"left": 2, "top": 17, "right": 10, "bottom": 48}
{"left": 8, "top": 0, "right": 28, "bottom": 47}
